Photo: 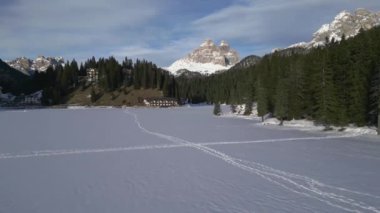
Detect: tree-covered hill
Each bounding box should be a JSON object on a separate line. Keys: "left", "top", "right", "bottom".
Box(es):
{"left": 176, "top": 27, "right": 380, "bottom": 127}
{"left": 0, "top": 59, "right": 32, "bottom": 95}
{"left": 32, "top": 57, "right": 177, "bottom": 105}
{"left": 1, "top": 56, "right": 177, "bottom": 106}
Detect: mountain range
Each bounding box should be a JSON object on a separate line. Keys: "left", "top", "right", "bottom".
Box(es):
{"left": 288, "top": 8, "right": 380, "bottom": 49}
{"left": 5, "top": 56, "right": 64, "bottom": 76}
{"left": 166, "top": 8, "right": 380, "bottom": 75}
{"left": 165, "top": 39, "right": 240, "bottom": 75}
{"left": 2, "top": 8, "right": 380, "bottom": 77}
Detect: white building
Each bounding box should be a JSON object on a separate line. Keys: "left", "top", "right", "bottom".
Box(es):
{"left": 86, "top": 68, "right": 98, "bottom": 83}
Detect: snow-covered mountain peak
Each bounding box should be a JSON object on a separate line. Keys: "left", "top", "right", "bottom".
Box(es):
{"left": 166, "top": 39, "right": 240, "bottom": 75}
{"left": 6, "top": 56, "right": 65, "bottom": 75}
{"left": 36, "top": 56, "right": 45, "bottom": 61}
{"left": 220, "top": 40, "right": 229, "bottom": 47}
{"left": 354, "top": 8, "right": 372, "bottom": 17}
{"left": 200, "top": 39, "right": 216, "bottom": 48}
{"left": 334, "top": 10, "right": 351, "bottom": 21}
{"left": 288, "top": 8, "right": 380, "bottom": 49}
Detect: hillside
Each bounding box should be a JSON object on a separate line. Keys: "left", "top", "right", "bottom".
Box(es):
{"left": 29, "top": 57, "right": 176, "bottom": 106}
{"left": 0, "top": 59, "right": 31, "bottom": 94}
{"left": 229, "top": 55, "right": 261, "bottom": 70}
{"left": 65, "top": 85, "right": 163, "bottom": 106}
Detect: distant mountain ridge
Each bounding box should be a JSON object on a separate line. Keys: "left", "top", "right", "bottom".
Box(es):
{"left": 6, "top": 56, "right": 64, "bottom": 76}
{"left": 166, "top": 39, "right": 240, "bottom": 75}
{"left": 289, "top": 8, "right": 380, "bottom": 49}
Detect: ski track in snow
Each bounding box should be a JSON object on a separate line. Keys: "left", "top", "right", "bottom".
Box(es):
{"left": 0, "top": 136, "right": 368, "bottom": 161}
{"left": 0, "top": 144, "right": 188, "bottom": 160}
{"left": 0, "top": 136, "right": 364, "bottom": 160}
{"left": 123, "top": 109, "right": 380, "bottom": 213}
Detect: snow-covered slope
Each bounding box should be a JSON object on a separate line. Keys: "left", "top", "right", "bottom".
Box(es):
{"left": 6, "top": 56, "right": 64, "bottom": 75}
{"left": 289, "top": 8, "right": 380, "bottom": 49}
{"left": 166, "top": 40, "right": 240, "bottom": 75}
{"left": 167, "top": 58, "right": 234, "bottom": 75}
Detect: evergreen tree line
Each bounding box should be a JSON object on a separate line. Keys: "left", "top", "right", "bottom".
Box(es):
{"left": 0, "top": 59, "right": 33, "bottom": 95}
{"left": 31, "top": 56, "right": 176, "bottom": 105}
{"left": 176, "top": 27, "right": 380, "bottom": 127}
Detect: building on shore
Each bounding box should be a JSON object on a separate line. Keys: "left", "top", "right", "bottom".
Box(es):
{"left": 86, "top": 68, "right": 98, "bottom": 83}
{"left": 142, "top": 97, "right": 179, "bottom": 107}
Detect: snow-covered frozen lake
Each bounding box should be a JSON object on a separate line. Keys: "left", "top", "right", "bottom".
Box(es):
{"left": 0, "top": 106, "right": 380, "bottom": 213}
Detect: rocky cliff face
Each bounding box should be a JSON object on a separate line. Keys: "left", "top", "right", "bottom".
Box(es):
{"left": 6, "top": 56, "right": 64, "bottom": 75}
{"left": 166, "top": 40, "right": 240, "bottom": 75}
{"left": 289, "top": 8, "right": 380, "bottom": 49}
{"left": 188, "top": 39, "right": 239, "bottom": 66}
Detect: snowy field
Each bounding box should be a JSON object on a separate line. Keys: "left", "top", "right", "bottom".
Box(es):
{"left": 0, "top": 106, "right": 380, "bottom": 213}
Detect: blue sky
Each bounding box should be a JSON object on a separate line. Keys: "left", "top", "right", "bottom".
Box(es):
{"left": 1, "top": 0, "right": 380, "bottom": 66}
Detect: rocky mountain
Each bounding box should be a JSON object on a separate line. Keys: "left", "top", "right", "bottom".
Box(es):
{"left": 166, "top": 39, "right": 240, "bottom": 75}
{"left": 290, "top": 8, "right": 380, "bottom": 49}
{"left": 6, "top": 56, "right": 64, "bottom": 75}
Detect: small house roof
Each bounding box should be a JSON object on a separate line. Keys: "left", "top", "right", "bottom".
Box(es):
{"left": 145, "top": 97, "right": 178, "bottom": 102}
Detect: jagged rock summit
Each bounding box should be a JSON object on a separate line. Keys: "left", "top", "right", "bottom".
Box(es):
{"left": 166, "top": 39, "right": 240, "bottom": 75}
{"left": 289, "top": 8, "right": 380, "bottom": 49}
{"left": 6, "top": 56, "right": 65, "bottom": 76}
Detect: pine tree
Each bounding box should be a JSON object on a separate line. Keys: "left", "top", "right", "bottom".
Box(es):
{"left": 133, "top": 60, "right": 141, "bottom": 89}
{"left": 369, "top": 66, "right": 380, "bottom": 125}
{"left": 256, "top": 80, "right": 269, "bottom": 122}
{"left": 244, "top": 100, "right": 253, "bottom": 116}
{"left": 311, "top": 50, "right": 340, "bottom": 125}
{"left": 287, "top": 57, "right": 306, "bottom": 119}
{"left": 213, "top": 103, "right": 221, "bottom": 116}
{"left": 79, "top": 63, "right": 86, "bottom": 76}
{"left": 231, "top": 104, "right": 237, "bottom": 113}
{"left": 274, "top": 78, "right": 289, "bottom": 125}
{"left": 378, "top": 101, "right": 380, "bottom": 135}
{"left": 90, "top": 87, "right": 97, "bottom": 103}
